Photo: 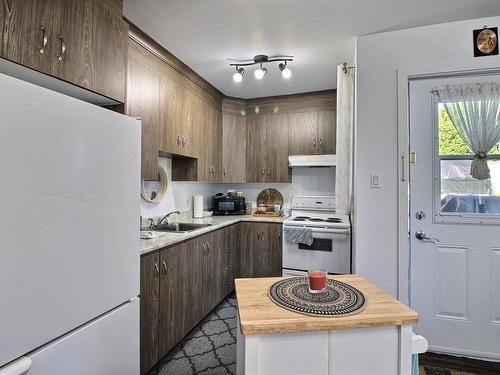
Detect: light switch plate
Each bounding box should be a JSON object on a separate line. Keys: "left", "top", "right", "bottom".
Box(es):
{"left": 370, "top": 173, "right": 380, "bottom": 189}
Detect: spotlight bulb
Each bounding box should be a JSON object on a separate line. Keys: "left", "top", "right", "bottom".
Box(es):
{"left": 254, "top": 66, "right": 267, "bottom": 80}
{"left": 279, "top": 63, "right": 292, "bottom": 79}
{"left": 232, "top": 67, "right": 244, "bottom": 83}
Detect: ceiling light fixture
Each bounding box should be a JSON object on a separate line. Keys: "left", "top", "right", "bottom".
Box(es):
{"left": 254, "top": 63, "right": 267, "bottom": 80}
{"left": 228, "top": 54, "right": 293, "bottom": 83}
{"left": 279, "top": 62, "right": 292, "bottom": 79}
{"left": 232, "top": 66, "right": 245, "bottom": 82}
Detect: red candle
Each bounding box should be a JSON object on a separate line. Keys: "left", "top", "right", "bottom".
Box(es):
{"left": 308, "top": 270, "right": 327, "bottom": 292}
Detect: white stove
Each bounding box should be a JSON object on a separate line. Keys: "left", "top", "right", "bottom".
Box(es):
{"left": 282, "top": 195, "right": 351, "bottom": 275}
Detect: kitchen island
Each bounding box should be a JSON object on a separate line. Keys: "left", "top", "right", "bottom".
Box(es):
{"left": 235, "top": 275, "right": 422, "bottom": 375}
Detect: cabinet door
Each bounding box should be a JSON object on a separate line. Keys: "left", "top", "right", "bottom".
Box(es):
{"left": 88, "top": 0, "right": 127, "bottom": 102}
{"left": 316, "top": 110, "right": 336, "bottom": 154}
{"left": 126, "top": 40, "right": 160, "bottom": 180}
{"left": 50, "top": 0, "right": 92, "bottom": 92}
{"left": 140, "top": 252, "right": 159, "bottom": 375}
{"left": 1, "top": 0, "right": 57, "bottom": 73}
{"left": 238, "top": 222, "right": 258, "bottom": 278}
{"left": 210, "top": 107, "right": 222, "bottom": 181}
{"left": 160, "top": 70, "right": 183, "bottom": 155}
{"left": 246, "top": 116, "right": 267, "bottom": 183}
{"left": 222, "top": 113, "right": 246, "bottom": 182}
{"left": 224, "top": 224, "right": 239, "bottom": 290}
{"left": 158, "top": 243, "right": 190, "bottom": 358}
{"left": 288, "top": 112, "right": 317, "bottom": 155}
{"left": 265, "top": 223, "right": 283, "bottom": 277}
{"left": 179, "top": 89, "right": 197, "bottom": 157}
{"left": 265, "top": 113, "right": 289, "bottom": 182}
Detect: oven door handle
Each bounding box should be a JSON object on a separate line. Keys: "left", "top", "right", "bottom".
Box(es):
{"left": 283, "top": 226, "right": 350, "bottom": 235}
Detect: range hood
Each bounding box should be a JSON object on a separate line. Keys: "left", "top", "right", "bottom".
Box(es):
{"left": 288, "top": 154, "right": 336, "bottom": 167}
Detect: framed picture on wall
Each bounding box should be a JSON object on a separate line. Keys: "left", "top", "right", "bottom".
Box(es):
{"left": 473, "top": 27, "right": 498, "bottom": 57}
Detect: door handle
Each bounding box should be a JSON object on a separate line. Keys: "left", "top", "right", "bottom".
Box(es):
{"left": 415, "top": 230, "right": 440, "bottom": 244}
{"left": 313, "top": 139, "right": 317, "bottom": 148}
{"left": 261, "top": 167, "right": 265, "bottom": 175}
{"left": 202, "top": 242, "right": 207, "bottom": 255}
{"left": 161, "top": 260, "right": 167, "bottom": 279}
{"left": 154, "top": 262, "right": 160, "bottom": 279}
{"left": 57, "top": 34, "right": 66, "bottom": 61}
{"left": 0, "top": 356, "right": 32, "bottom": 375}
{"left": 182, "top": 136, "right": 186, "bottom": 147}
{"left": 206, "top": 242, "right": 211, "bottom": 255}
{"left": 319, "top": 138, "right": 323, "bottom": 148}
{"left": 177, "top": 134, "right": 181, "bottom": 146}
{"left": 39, "top": 25, "right": 47, "bottom": 54}
{"left": 267, "top": 167, "right": 271, "bottom": 176}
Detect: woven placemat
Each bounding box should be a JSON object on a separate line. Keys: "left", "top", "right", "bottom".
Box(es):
{"left": 268, "top": 277, "right": 367, "bottom": 317}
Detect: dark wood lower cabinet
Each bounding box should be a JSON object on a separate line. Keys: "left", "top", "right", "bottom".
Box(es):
{"left": 239, "top": 222, "right": 283, "bottom": 278}
{"left": 140, "top": 252, "right": 159, "bottom": 375}
{"left": 140, "top": 222, "right": 281, "bottom": 374}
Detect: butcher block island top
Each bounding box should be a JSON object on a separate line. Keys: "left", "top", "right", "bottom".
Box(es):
{"left": 235, "top": 274, "right": 418, "bottom": 335}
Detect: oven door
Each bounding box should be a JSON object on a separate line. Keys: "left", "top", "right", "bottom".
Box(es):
{"left": 282, "top": 227, "right": 351, "bottom": 274}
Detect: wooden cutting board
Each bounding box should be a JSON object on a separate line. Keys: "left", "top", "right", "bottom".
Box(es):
{"left": 256, "top": 188, "right": 284, "bottom": 209}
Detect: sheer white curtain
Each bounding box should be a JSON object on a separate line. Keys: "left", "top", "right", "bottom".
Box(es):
{"left": 437, "top": 82, "right": 500, "bottom": 180}
{"left": 335, "top": 64, "right": 355, "bottom": 214}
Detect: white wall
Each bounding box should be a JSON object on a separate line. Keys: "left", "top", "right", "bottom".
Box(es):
{"left": 355, "top": 16, "right": 500, "bottom": 296}
{"left": 141, "top": 157, "right": 335, "bottom": 217}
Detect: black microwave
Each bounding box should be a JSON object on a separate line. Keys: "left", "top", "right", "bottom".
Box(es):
{"left": 212, "top": 195, "right": 246, "bottom": 215}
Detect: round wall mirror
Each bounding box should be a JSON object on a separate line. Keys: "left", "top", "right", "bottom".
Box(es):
{"left": 141, "top": 166, "right": 168, "bottom": 203}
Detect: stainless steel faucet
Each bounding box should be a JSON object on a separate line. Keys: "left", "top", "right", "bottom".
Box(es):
{"left": 158, "top": 211, "right": 180, "bottom": 225}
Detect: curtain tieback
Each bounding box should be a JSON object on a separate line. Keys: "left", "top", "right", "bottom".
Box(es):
{"left": 475, "top": 152, "right": 487, "bottom": 159}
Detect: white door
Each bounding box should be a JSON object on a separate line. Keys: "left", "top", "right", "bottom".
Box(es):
{"left": 409, "top": 75, "right": 500, "bottom": 361}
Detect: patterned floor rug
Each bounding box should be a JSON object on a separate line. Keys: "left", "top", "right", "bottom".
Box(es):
{"left": 151, "top": 297, "right": 237, "bottom": 375}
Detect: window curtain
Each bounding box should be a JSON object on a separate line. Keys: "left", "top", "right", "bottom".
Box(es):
{"left": 335, "top": 64, "right": 355, "bottom": 214}
{"left": 437, "top": 82, "right": 500, "bottom": 180}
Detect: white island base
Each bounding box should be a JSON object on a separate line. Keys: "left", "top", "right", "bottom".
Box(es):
{"left": 237, "top": 319, "right": 414, "bottom": 375}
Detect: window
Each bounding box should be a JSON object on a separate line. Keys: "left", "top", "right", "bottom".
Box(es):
{"left": 437, "top": 103, "right": 500, "bottom": 215}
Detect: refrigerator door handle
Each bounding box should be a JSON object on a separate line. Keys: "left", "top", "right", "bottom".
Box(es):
{"left": 0, "top": 356, "right": 32, "bottom": 375}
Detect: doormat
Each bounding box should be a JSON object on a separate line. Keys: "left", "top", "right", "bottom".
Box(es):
{"left": 424, "top": 367, "right": 452, "bottom": 375}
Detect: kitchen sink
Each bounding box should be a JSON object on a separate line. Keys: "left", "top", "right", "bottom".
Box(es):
{"left": 150, "top": 222, "right": 211, "bottom": 233}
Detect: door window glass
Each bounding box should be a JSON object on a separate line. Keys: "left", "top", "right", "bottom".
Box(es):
{"left": 437, "top": 103, "right": 500, "bottom": 215}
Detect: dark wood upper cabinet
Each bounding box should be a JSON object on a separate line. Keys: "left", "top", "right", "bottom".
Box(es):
{"left": 1, "top": 0, "right": 57, "bottom": 73}
{"left": 266, "top": 113, "right": 289, "bottom": 182}
{"left": 222, "top": 98, "right": 247, "bottom": 183}
{"left": 288, "top": 111, "right": 317, "bottom": 155}
{"left": 126, "top": 39, "right": 160, "bottom": 180}
{"left": 317, "top": 110, "right": 336, "bottom": 154}
{"left": 88, "top": 0, "right": 127, "bottom": 102}
{"left": 140, "top": 252, "right": 160, "bottom": 375}
{"left": 246, "top": 113, "right": 290, "bottom": 183}
{"left": 0, "top": 0, "right": 127, "bottom": 102}
{"left": 246, "top": 116, "right": 267, "bottom": 183}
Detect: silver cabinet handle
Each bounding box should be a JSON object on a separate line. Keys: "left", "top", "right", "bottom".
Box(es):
{"left": 313, "top": 139, "right": 317, "bottom": 148}
{"left": 57, "top": 34, "right": 66, "bottom": 61}
{"left": 154, "top": 262, "right": 159, "bottom": 279}
{"left": 225, "top": 265, "right": 231, "bottom": 270}
{"left": 319, "top": 139, "right": 323, "bottom": 148}
{"left": 182, "top": 136, "right": 186, "bottom": 147}
{"left": 206, "top": 242, "right": 211, "bottom": 254}
{"left": 39, "top": 25, "right": 47, "bottom": 54}
{"left": 223, "top": 168, "right": 227, "bottom": 177}
{"left": 161, "top": 260, "right": 167, "bottom": 279}
{"left": 202, "top": 242, "right": 207, "bottom": 255}
{"left": 261, "top": 167, "right": 265, "bottom": 175}
{"left": 415, "top": 230, "right": 440, "bottom": 244}
{"left": 177, "top": 134, "right": 181, "bottom": 145}
{"left": 267, "top": 167, "right": 271, "bottom": 176}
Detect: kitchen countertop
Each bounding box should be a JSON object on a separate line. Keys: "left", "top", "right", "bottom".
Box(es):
{"left": 235, "top": 275, "right": 418, "bottom": 335}
{"left": 140, "top": 215, "right": 286, "bottom": 255}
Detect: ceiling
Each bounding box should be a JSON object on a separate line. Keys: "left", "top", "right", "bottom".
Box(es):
{"left": 124, "top": 0, "right": 500, "bottom": 99}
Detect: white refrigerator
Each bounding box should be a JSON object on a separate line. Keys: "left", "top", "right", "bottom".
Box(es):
{"left": 0, "top": 73, "right": 141, "bottom": 374}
